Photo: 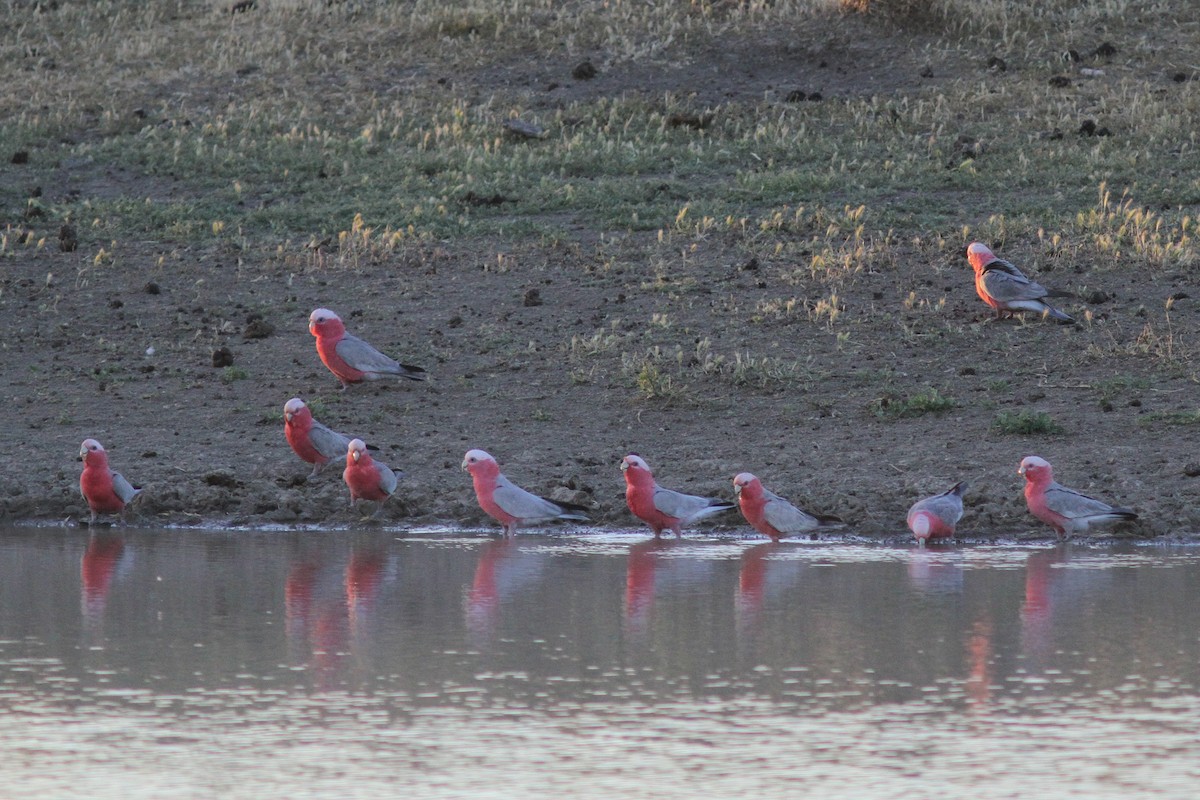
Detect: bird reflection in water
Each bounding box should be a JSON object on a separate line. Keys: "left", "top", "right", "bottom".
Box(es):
{"left": 964, "top": 615, "right": 994, "bottom": 714}
{"left": 284, "top": 544, "right": 394, "bottom": 688}
{"left": 733, "top": 542, "right": 788, "bottom": 638}
{"left": 465, "top": 538, "right": 544, "bottom": 647}
{"left": 905, "top": 548, "right": 965, "bottom": 595}
{"left": 80, "top": 531, "right": 126, "bottom": 625}
{"left": 285, "top": 553, "right": 347, "bottom": 687}
{"left": 623, "top": 538, "right": 673, "bottom": 640}
{"left": 623, "top": 539, "right": 719, "bottom": 642}
{"left": 1020, "top": 544, "right": 1073, "bottom": 661}
{"left": 345, "top": 546, "right": 390, "bottom": 637}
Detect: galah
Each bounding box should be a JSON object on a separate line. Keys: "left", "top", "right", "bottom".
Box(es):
{"left": 621, "top": 454, "right": 734, "bottom": 538}
{"left": 283, "top": 397, "right": 353, "bottom": 477}
{"left": 79, "top": 438, "right": 141, "bottom": 525}
{"left": 966, "top": 242, "right": 1073, "bottom": 323}
{"left": 907, "top": 481, "right": 969, "bottom": 545}
{"left": 462, "top": 448, "right": 590, "bottom": 537}
{"left": 342, "top": 438, "right": 400, "bottom": 512}
{"left": 1019, "top": 456, "right": 1137, "bottom": 538}
{"left": 732, "top": 472, "right": 843, "bottom": 542}
{"left": 308, "top": 308, "right": 426, "bottom": 390}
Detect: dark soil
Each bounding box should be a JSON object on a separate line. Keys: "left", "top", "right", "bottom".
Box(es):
{"left": 2, "top": 17, "right": 1197, "bottom": 539}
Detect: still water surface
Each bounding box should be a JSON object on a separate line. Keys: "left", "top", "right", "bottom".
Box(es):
{"left": 1, "top": 527, "right": 1198, "bottom": 799}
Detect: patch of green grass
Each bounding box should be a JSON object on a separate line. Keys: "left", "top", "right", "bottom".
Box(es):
{"left": 871, "top": 388, "right": 956, "bottom": 419}
{"left": 992, "top": 410, "right": 1063, "bottom": 436}
{"left": 701, "top": 351, "right": 811, "bottom": 391}
{"left": 221, "top": 366, "right": 249, "bottom": 384}
{"left": 304, "top": 397, "right": 330, "bottom": 419}
{"left": 1093, "top": 375, "right": 1149, "bottom": 411}
{"left": 1137, "top": 410, "right": 1200, "bottom": 427}
{"left": 1, "top": 0, "right": 1196, "bottom": 291}
{"left": 634, "top": 362, "right": 681, "bottom": 401}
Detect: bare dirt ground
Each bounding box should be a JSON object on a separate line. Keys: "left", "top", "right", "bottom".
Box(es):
{"left": 2, "top": 13, "right": 1198, "bottom": 539}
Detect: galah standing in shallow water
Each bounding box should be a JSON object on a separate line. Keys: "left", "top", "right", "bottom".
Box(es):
{"left": 1019, "top": 456, "right": 1137, "bottom": 538}
{"left": 621, "top": 454, "right": 735, "bottom": 538}
{"left": 79, "top": 439, "right": 141, "bottom": 525}
{"left": 308, "top": 308, "right": 426, "bottom": 390}
{"left": 907, "top": 481, "right": 969, "bottom": 545}
{"left": 732, "top": 472, "right": 843, "bottom": 542}
{"left": 462, "top": 449, "right": 590, "bottom": 537}
{"left": 342, "top": 438, "right": 400, "bottom": 512}
{"left": 283, "top": 397, "right": 354, "bottom": 477}
{"left": 966, "top": 242, "right": 1073, "bottom": 323}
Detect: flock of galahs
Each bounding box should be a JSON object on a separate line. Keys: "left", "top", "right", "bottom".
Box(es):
{"left": 77, "top": 242, "right": 1140, "bottom": 544}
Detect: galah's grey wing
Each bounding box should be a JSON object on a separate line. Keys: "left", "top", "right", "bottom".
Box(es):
{"left": 762, "top": 493, "right": 819, "bottom": 534}
{"left": 1043, "top": 483, "right": 1118, "bottom": 519}
{"left": 983, "top": 257, "right": 1029, "bottom": 279}
{"left": 336, "top": 334, "right": 402, "bottom": 374}
{"left": 652, "top": 486, "right": 705, "bottom": 519}
{"left": 111, "top": 471, "right": 140, "bottom": 504}
{"left": 492, "top": 474, "right": 569, "bottom": 521}
{"left": 377, "top": 462, "right": 399, "bottom": 496}
{"left": 309, "top": 422, "right": 352, "bottom": 461}
{"left": 653, "top": 486, "right": 722, "bottom": 521}
{"left": 920, "top": 493, "right": 964, "bottom": 526}
{"left": 981, "top": 269, "right": 1050, "bottom": 303}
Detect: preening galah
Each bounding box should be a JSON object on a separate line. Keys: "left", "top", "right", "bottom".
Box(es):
{"left": 462, "top": 449, "right": 590, "bottom": 537}
{"left": 309, "top": 308, "right": 426, "bottom": 390}
{"left": 1019, "top": 456, "right": 1137, "bottom": 538}
{"left": 343, "top": 438, "right": 400, "bottom": 512}
{"left": 732, "top": 472, "right": 843, "bottom": 542}
{"left": 283, "top": 397, "right": 353, "bottom": 477}
{"left": 79, "top": 439, "right": 141, "bottom": 525}
{"left": 621, "top": 454, "right": 734, "bottom": 538}
{"left": 966, "top": 242, "right": 1073, "bottom": 323}
{"left": 907, "top": 481, "right": 969, "bottom": 545}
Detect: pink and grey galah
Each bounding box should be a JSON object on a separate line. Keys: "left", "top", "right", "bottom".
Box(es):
{"left": 283, "top": 397, "right": 354, "bottom": 477}
{"left": 342, "top": 438, "right": 400, "bottom": 512}
{"left": 732, "top": 472, "right": 843, "bottom": 542}
{"left": 462, "top": 449, "right": 590, "bottom": 537}
{"left": 79, "top": 438, "right": 141, "bottom": 525}
{"left": 906, "top": 481, "right": 969, "bottom": 545}
{"left": 1019, "top": 456, "right": 1137, "bottom": 538}
{"left": 621, "top": 454, "right": 735, "bottom": 538}
{"left": 309, "top": 308, "right": 426, "bottom": 390}
{"left": 966, "top": 242, "right": 1073, "bottom": 323}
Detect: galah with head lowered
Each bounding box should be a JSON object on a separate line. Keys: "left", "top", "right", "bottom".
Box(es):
{"left": 621, "top": 454, "right": 734, "bottom": 538}
{"left": 283, "top": 397, "right": 354, "bottom": 477}
{"left": 966, "top": 242, "right": 1073, "bottom": 323}
{"left": 732, "top": 472, "right": 843, "bottom": 542}
{"left": 79, "top": 439, "right": 141, "bottom": 525}
{"left": 907, "top": 481, "right": 969, "bottom": 545}
{"left": 342, "top": 438, "right": 400, "bottom": 513}
{"left": 462, "top": 449, "right": 590, "bottom": 537}
{"left": 1019, "top": 456, "right": 1137, "bottom": 538}
{"left": 308, "top": 308, "right": 426, "bottom": 390}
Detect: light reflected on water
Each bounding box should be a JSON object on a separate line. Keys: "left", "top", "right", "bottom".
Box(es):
{"left": 1, "top": 527, "right": 1198, "bottom": 798}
